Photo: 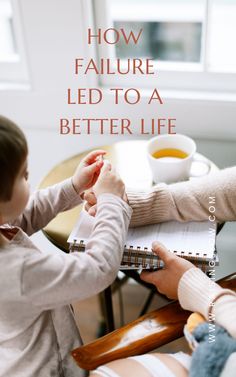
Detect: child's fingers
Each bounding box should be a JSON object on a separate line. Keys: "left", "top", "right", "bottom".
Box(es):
{"left": 100, "top": 160, "right": 112, "bottom": 173}
{"left": 110, "top": 165, "right": 119, "bottom": 176}
{"left": 83, "top": 150, "right": 106, "bottom": 165}
{"left": 151, "top": 242, "right": 173, "bottom": 264}
{"left": 86, "top": 161, "right": 102, "bottom": 175}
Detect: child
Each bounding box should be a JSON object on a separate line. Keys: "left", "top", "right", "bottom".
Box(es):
{"left": 0, "top": 115, "right": 132, "bottom": 377}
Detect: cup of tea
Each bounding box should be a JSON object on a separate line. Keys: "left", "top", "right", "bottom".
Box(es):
{"left": 147, "top": 134, "right": 210, "bottom": 184}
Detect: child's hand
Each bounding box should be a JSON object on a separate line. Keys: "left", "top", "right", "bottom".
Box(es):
{"left": 141, "top": 242, "right": 195, "bottom": 299}
{"left": 84, "top": 168, "right": 128, "bottom": 213}
{"left": 93, "top": 161, "right": 126, "bottom": 200}
{"left": 72, "top": 150, "right": 106, "bottom": 195}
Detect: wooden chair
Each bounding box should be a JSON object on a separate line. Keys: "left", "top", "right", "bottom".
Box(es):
{"left": 71, "top": 273, "right": 236, "bottom": 371}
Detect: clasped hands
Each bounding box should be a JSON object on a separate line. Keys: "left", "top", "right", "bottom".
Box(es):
{"left": 71, "top": 150, "right": 127, "bottom": 201}
{"left": 73, "top": 149, "right": 194, "bottom": 300}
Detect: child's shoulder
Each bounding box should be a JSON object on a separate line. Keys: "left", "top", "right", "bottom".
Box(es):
{"left": 0, "top": 233, "right": 41, "bottom": 289}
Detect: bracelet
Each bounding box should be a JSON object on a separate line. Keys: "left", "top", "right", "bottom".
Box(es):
{"left": 208, "top": 289, "right": 236, "bottom": 316}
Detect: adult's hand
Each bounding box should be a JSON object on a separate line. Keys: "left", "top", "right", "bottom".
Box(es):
{"left": 84, "top": 190, "right": 97, "bottom": 216}
{"left": 141, "top": 242, "right": 195, "bottom": 299}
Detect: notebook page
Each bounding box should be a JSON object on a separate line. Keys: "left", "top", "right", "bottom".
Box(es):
{"left": 126, "top": 221, "right": 216, "bottom": 258}
{"left": 67, "top": 210, "right": 94, "bottom": 243}
{"left": 68, "top": 211, "right": 216, "bottom": 260}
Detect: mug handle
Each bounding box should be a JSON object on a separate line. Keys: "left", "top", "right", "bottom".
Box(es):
{"left": 189, "top": 155, "right": 211, "bottom": 178}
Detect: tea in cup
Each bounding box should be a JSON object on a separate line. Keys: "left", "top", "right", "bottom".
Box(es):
{"left": 147, "top": 134, "right": 210, "bottom": 183}
{"left": 151, "top": 148, "right": 189, "bottom": 161}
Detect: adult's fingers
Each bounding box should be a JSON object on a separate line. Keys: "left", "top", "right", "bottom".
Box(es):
{"left": 84, "top": 202, "right": 97, "bottom": 216}
{"left": 84, "top": 190, "right": 97, "bottom": 205}
{"left": 140, "top": 269, "right": 165, "bottom": 287}
{"left": 151, "top": 242, "right": 173, "bottom": 264}
{"left": 88, "top": 205, "right": 97, "bottom": 217}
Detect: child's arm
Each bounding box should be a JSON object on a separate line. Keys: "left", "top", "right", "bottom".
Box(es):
{"left": 20, "top": 172, "right": 132, "bottom": 307}
{"left": 11, "top": 150, "right": 105, "bottom": 235}
{"left": 11, "top": 178, "right": 82, "bottom": 235}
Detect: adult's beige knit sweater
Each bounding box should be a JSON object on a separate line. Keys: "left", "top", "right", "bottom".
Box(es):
{"left": 127, "top": 166, "right": 236, "bottom": 339}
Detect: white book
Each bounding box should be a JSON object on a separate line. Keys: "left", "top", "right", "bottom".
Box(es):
{"left": 68, "top": 210, "right": 218, "bottom": 270}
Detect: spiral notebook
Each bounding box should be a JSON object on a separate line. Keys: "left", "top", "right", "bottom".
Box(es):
{"left": 68, "top": 211, "right": 217, "bottom": 270}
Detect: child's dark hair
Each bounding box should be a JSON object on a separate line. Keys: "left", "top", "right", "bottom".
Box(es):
{"left": 0, "top": 115, "right": 28, "bottom": 201}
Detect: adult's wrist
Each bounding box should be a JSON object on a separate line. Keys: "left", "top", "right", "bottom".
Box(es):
{"left": 177, "top": 267, "right": 222, "bottom": 318}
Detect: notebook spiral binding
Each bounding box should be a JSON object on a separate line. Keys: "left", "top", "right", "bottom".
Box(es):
{"left": 121, "top": 245, "right": 211, "bottom": 270}
{"left": 70, "top": 239, "right": 85, "bottom": 253}
{"left": 69, "top": 240, "right": 217, "bottom": 271}
{"left": 121, "top": 246, "right": 162, "bottom": 270}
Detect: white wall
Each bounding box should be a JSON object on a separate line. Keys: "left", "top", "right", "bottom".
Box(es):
{"left": 0, "top": 0, "right": 88, "bottom": 128}
{"left": 0, "top": 0, "right": 235, "bottom": 140}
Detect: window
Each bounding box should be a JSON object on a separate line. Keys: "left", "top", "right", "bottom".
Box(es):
{"left": 114, "top": 21, "right": 202, "bottom": 63}
{"left": 0, "top": 0, "right": 28, "bottom": 84}
{"left": 208, "top": 0, "right": 236, "bottom": 72}
{"left": 0, "top": 0, "right": 16, "bottom": 61}
{"left": 93, "top": 0, "right": 236, "bottom": 93}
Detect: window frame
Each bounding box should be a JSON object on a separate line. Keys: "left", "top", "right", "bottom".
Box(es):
{"left": 0, "top": 0, "right": 29, "bottom": 84}
{"left": 93, "top": 0, "right": 236, "bottom": 93}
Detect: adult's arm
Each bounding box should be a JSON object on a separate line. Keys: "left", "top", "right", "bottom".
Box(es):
{"left": 178, "top": 268, "right": 236, "bottom": 339}
{"left": 127, "top": 166, "right": 236, "bottom": 226}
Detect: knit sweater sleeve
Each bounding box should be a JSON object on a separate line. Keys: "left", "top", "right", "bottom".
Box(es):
{"left": 127, "top": 166, "right": 236, "bottom": 226}
{"left": 21, "top": 194, "right": 132, "bottom": 307}
{"left": 11, "top": 178, "right": 82, "bottom": 235}
{"left": 178, "top": 268, "right": 236, "bottom": 338}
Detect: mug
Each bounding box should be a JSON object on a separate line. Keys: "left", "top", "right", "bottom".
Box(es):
{"left": 147, "top": 134, "right": 210, "bottom": 184}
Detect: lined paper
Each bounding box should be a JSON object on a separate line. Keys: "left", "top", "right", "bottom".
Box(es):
{"left": 68, "top": 211, "right": 216, "bottom": 260}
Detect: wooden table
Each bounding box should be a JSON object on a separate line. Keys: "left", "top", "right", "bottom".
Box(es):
{"left": 39, "top": 140, "right": 219, "bottom": 332}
